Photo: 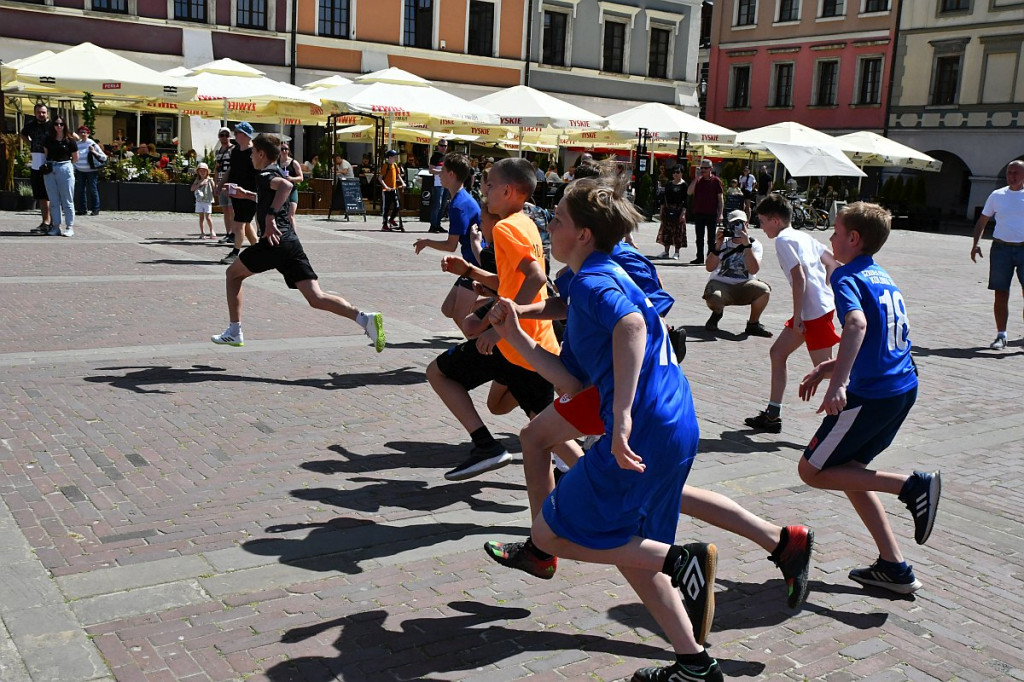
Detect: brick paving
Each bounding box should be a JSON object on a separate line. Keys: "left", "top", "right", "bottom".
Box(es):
{"left": 0, "top": 208, "right": 1022, "bottom": 681}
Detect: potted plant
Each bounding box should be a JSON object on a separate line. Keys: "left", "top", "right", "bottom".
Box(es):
{"left": 1, "top": 132, "right": 19, "bottom": 210}
{"left": 16, "top": 182, "right": 36, "bottom": 211}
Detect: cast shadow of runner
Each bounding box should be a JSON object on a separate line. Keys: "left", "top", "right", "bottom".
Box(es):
{"left": 291, "top": 476, "right": 526, "bottom": 515}
{"left": 265, "top": 601, "right": 762, "bottom": 681}
{"left": 699, "top": 428, "right": 806, "bottom": 455}
{"left": 302, "top": 439, "right": 522, "bottom": 475}
{"left": 911, "top": 344, "right": 1024, "bottom": 360}
{"left": 84, "top": 364, "right": 425, "bottom": 394}
{"left": 243, "top": 518, "right": 526, "bottom": 575}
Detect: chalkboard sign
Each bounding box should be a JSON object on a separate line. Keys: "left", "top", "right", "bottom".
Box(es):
{"left": 329, "top": 177, "right": 367, "bottom": 221}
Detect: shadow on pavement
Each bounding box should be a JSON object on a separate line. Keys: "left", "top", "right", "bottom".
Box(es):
{"left": 140, "top": 258, "right": 221, "bottom": 265}
{"left": 289, "top": 476, "right": 526, "bottom": 515}
{"left": 698, "top": 428, "right": 806, "bottom": 455}
{"left": 912, "top": 344, "right": 1024, "bottom": 359}
{"left": 303, "top": 439, "right": 522, "bottom": 475}
{"left": 83, "top": 364, "right": 426, "bottom": 394}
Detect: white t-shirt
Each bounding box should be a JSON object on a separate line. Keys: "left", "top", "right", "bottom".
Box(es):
{"left": 982, "top": 186, "right": 1024, "bottom": 242}
{"left": 336, "top": 159, "right": 354, "bottom": 178}
{"left": 774, "top": 227, "right": 834, "bottom": 320}
{"left": 710, "top": 238, "right": 763, "bottom": 284}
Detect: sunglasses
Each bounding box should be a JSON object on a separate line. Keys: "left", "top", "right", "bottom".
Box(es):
{"left": 54, "top": 122, "right": 65, "bottom": 127}
{"left": 281, "top": 146, "right": 289, "bottom": 150}
{"left": 219, "top": 133, "right": 229, "bottom": 138}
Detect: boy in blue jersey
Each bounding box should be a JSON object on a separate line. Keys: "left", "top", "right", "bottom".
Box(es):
{"left": 798, "top": 202, "right": 940, "bottom": 594}
{"left": 487, "top": 177, "right": 722, "bottom": 682}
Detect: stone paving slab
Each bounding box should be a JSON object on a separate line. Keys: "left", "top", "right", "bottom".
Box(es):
{"left": 0, "top": 210, "right": 1022, "bottom": 680}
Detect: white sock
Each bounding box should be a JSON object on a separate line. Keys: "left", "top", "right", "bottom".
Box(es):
{"left": 997, "top": 330, "right": 1007, "bottom": 338}
{"left": 228, "top": 322, "right": 241, "bottom": 335}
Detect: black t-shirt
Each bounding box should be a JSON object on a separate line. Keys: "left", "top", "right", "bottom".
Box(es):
{"left": 44, "top": 137, "right": 77, "bottom": 162}
{"left": 663, "top": 181, "right": 687, "bottom": 208}
{"left": 21, "top": 119, "right": 50, "bottom": 154}
{"left": 255, "top": 165, "right": 295, "bottom": 241}
{"left": 758, "top": 172, "right": 773, "bottom": 194}
{"left": 228, "top": 146, "right": 257, "bottom": 190}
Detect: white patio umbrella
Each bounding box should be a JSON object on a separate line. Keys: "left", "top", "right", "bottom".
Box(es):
{"left": 302, "top": 75, "right": 353, "bottom": 91}
{"left": 595, "top": 101, "right": 736, "bottom": 145}
{"left": 833, "top": 131, "right": 942, "bottom": 172}
{"left": 763, "top": 141, "right": 866, "bottom": 178}
{"left": 734, "top": 121, "right": 838, "bottom": 149}
{"left": 473, "top": 85, "right": 607, "bottom": 155}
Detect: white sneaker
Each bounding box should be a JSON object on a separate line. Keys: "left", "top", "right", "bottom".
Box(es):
{"left": 211, "top": 328, "right": 243, "bottom": 347}
{"left": 989, "top": 335, "right": 1007, "bottom": 350}
{"left": 63, "top": 227, "right": 74, "bottom": 237}
{"left": 672, "top": 252, "right": 680, "bottom": 260}
{"left": 48, "top": 225, "right": 61, "bottom": 236}
{"left": 655, "top": 250, "right": 670, "bottom": 259}
{"left": 362, "top": 312, "right": 386, "bottom": 353}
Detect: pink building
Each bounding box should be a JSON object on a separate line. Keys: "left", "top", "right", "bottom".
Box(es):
{"left": 707, "top": 1, "right": 899, "bottom": 133}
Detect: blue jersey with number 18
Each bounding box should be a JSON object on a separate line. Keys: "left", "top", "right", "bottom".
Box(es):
{"left": 831, "top": 255, "right": 918, "bottom": 399}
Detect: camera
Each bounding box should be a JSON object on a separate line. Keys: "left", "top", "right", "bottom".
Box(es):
{"left": 725, "top": 221, "right": 744, "bottom": 239}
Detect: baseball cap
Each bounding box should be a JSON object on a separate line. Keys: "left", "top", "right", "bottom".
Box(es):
{"left": 218, "top": 126, "right": 231, "bottom": 136}
{"left": 700, "top": 158, "right": 713, "bottom": 168}
{"left": 727, "top": 209, "right": 748, "bottom": 224}
{"left": 234, "top": 121, "right": 255, "bottom": 137}
{"left": 386, "top": 149, "right": 398, "bottom": 157}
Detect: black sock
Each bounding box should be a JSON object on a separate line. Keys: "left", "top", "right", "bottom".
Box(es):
{"left": 771, "top": 526, "right": 790, "bottom": 558}
{"left": 470, "top": 426, "right": 496, "bottom": 449}
{"left": 524, "top": 537, "right": 553, "bottom": 561}
{"left": 662, "top": 545, "right": 685, "bottom": 577}
{"left": 676, "top": 649, "right": 714, "bottom": 668}
{"left": 765, "top": 403, "right": 781, "bottom": 419}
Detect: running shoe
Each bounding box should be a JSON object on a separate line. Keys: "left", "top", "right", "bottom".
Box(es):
{"left": 899, "top": 470, "right": 941, "bottom": 545}
{"left": 744, "top": 411, "right": 782, "bottom": 433}
{"left": 849, "top": 558, "right": 922, "bottom": 594}
{"left": 769, "top": 525, "right": 814, "bottom": 608}
{"left": 989, "top": 336, "right": 1007, "bottom": 350}
{"left": 219, "top": 234, "right": 234, "bottom": 244}
{"left": 483, "top": 540, "right": 557, "bottom": 579}
{"left": 669, "top": 543, "right": 717, "bottom": 646}
{"left": 220, "top": 249, "right": 239, "bottom": 265}
{"left": 631, "top": 660, "right": 723, "bottom": 682}
{"left": 211, "top": 328, "right": 244, "bottom": 347}
{"left": 444, "top": 442, "right": 511, "bottom": 481}
{"left": 361, "top": 312, "right": 386, "bottom": 353}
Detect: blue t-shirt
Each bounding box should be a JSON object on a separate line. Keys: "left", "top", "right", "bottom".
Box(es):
{"left": 564, "top": 251, "right": 697, "bottom": 457}
{"left": 447, "top": 188, "right": 481, "bottom": 265}
{"left": 831, "top": 255, "right": 918, "bottom": 399}
{"left": 554, "top": 242, "right": 674, "bottom": 317}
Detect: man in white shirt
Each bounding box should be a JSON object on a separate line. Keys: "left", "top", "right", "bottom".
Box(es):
{"left": 703, "top": 209, "right": 773, "bottom": 337}
{"left": 971, "top": 160, "right": 1024, "bottom": 349}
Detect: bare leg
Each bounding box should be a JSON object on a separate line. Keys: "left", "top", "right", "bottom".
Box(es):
{"left": 994, "top": 289, "right": 1010, "bottom": 331}
{"left": 40, "top": 198, "right": 51, "bottom": 225}
{"left": 846, "top": 490, "right": 903, "bottom": 563}
{"left": 225, "top": 258, "right": 253, "bottom": 323}
{"left": 243, "top": 221, "right": 258, "bottom": 246}
{"left": 426, "top": 360, "right": 485, "bottom": 434}
{"left": 768, "top": 326, "right": 805, "bottom": 404}
{"left": 519, "top": 406, "right": 582, "bottom": 519}
{"left": 680, "top": 486, "right": 780, "bottom": 552}
{"left": 620, "top": 566, "right": 702, "bottom": 655}
{"left": 532, "top": 515, "right": 667, "bottom": 572}
{"left": 808, "top": 345, "right": 833, "bottom": 366}
{"left": 221, "top": 203, "right": 234, "bottom": 237}
{"left": 748, "top": 292, "right": 770, "bottom": 324}
{"left": 294, "top": 279, "right": 359, "bottom": 321}
{"left": 486, "top": 382, "right": 519, "bottom": 415}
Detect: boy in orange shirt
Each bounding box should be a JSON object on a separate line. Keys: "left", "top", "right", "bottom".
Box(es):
{"left": 426, "top": 158, "right": 578, "bottom": 481}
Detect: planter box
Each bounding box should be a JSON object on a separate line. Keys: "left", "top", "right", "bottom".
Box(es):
{"left": 119, "top": 182, "right": 176, "bottom": 212}
{"left": 297, "top": 191, "right": 315, "bottom": 211}
{"left": 174, "top": 184, "right": 196, "bottom": 213}
{"left": 17, "top": 195, "right": 36, "bottom": 211}
{"left": 99, "top": 181, "right": 119, "bottom": 211}
{"left": 0, "top": 191, "right": 17, "bottom": 211}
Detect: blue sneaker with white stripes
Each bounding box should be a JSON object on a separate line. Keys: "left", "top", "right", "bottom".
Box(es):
{"left": 899, "top": 470, "right": 941, "bottom": 545}
{"left": 849, "top": 558, "right": 922, "bottom": 594}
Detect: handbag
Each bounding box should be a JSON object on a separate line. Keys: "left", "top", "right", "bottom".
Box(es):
{"left": 40, "top": 162, "right": 53, "bottom": 175}
{"left": 88, "top": 148, "right": 107, "bottom": 170}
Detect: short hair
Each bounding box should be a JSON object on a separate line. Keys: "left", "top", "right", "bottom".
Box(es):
{"left": 443, "top": 152, "right": 472, "bottom": 183}
{"left": 838, "top": 202, "right": 891, "bottom": 255}
{"left": 34, "top": 102, "right": 47, "bottom": 112}
{"left": 562, "top": 173, "right": 643, "bottom": 253}
{"left": 490, "top": 157, "right": 536, "bottom": 197}
{"left": 252, "top": 133, "right": 282, "bottom": 160}
{"left": 572, "top": 163, "right": 601, "bottom": 180}
{"left": 756, "top": 192, "right": 792, "bottom": 223}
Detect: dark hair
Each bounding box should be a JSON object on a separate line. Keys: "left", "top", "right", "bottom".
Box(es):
{"left": 572, "top": 163, "right": 602, "bottom": 181}
{"left": 562, "top": 173, "right": 643, "bottom": 253}
{"left": 49, "top": 118, "right": 66, "bottom": 136}
{"left": 490, "top": 157, "right": 537, "bottom": 197}
{"left": 443, "top": 152, "right": 472, "bottom": 184}
{"left": 756, "top": 192, "right": 792, "bottom": 223}
{"left": 838, "top": 202, "right": 891, "bottom": 255}
{"left": 252, "top": 133, "right": 282, "bottom": 161}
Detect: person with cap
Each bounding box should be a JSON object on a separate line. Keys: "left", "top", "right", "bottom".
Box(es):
{"left": 221, "top": 122, "right": 259, "bottom": 265}
{"left": 191, "top": 162, "right": 216, "bottom": 239}
{"left": 428, "top": 139, "right": 450, "bottom": 233}
{"left": 379, "top": 150, "right": 406, "bottom": 231}
{"left": 73, "top": 125, "right": 106, "bottom": 217}
{"left": 687, "top": 159, "right": 725, "bottom": 264}
{"left": 703, "top": 208, "right": 773, "bottom": 337}
{"left": 214, "top": 127, "right": 236, "bottom": 244}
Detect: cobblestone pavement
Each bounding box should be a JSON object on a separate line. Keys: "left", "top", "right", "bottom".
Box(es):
{"left": 0, "top": 209, "right": 1022, "bottom": 682}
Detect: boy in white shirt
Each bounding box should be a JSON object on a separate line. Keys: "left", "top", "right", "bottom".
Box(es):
{"left": 745, "top": 193, "right": 840, "bottom": 433}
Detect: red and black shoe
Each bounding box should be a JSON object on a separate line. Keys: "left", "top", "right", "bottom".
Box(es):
{"left": 483, "top": 539, "right": 557, "bottom": 579}
{"left": 769, "top": 525, "right": 814, "bottom": 609}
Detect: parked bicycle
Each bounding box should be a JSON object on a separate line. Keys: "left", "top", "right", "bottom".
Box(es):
{"left": 786, "top": 193, "right": 830, "bottom": 230}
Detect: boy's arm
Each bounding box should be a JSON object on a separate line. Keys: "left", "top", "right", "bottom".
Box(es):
{"left": 802, "top": 310, "right": 866, "bottom": 415}
{"left": 488, "top": 299, "right": 584, "bottom": 395}
{"left": 820, "top": 249, "right": 840, "bottom": 280}
{"left": 514, "top": 257, "right": 547, "bottom": 306}
{"left": 610, "top": 312, "right": 646, "bottom": 473}
{"left": 414, "top": 234, "right": 460, "bottom": 255}
{"left": 441, "top": 256, "right": 499, "bottom": 291}
{"left": 789, "top": 263, "right": 806, "bottom": 330}
{"left": 516, "top": 297, "right": 568, "bottom": 320}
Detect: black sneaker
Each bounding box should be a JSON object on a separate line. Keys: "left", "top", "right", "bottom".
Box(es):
{"left": 669, "top": 327, "right": 687, "bottom": 362}
{"left": 744, "top": 321, "right": 774, "bottom": 338}
{"left": 704, "top": 312, "right": 723, "bottom": 332}
{"left": 849, "top": 558, "right": 922, "bottom": 594}
{"left": 220, "top": 249, "right": 239, "bottom": 265}
{"left": 689, "top": 257, "right": 704, "bottom": 265}
{"left": 669, "top": 543, "right": 717, "bottom": 646}
{"left": 769, "top": 525, "right": 814, "bottom": 608}
{"left": 33, "top": 223, "right": 51, "bottom": 234}
{"left": 632, "top": 659, "right": 723, "bottom": 682}
{"left": 219, "top": 234, "right": 235, "bottom": 244}
{"left": 744, "top": 411, "right": 782, "bottom": 433}
{"left": 899, "top": 470, "right": 941, "bottom": 545}
{"left": 444, "top": 442, "right": 512, "bottom": 481}
{"left": 483, "top": 540, "right": 557, "bottom": 579}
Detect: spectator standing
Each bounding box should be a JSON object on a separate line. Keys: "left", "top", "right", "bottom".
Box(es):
{"left": 971, "top": 160, "right": 1024, "bottom": 349}
{"left": 757, "top": 165, "right": 774, "bottom": 204}
{"left": 428, "top": 140, "right": 450, "bottom": 233}
{"left": 221, "top": 122, "right": 259, "bottom": 265}
{"left": 739, "top": 166, "right": 756, "bottom": 215}
{"left": 20, "top": 102, "right": 51, "bottom": 233}
{"left": 191, "top": 162, "right": 216, "bottom": 239}
{"left": 656, "top": 166, "right": 688, "bottom": 259}
{"left": 73, "top": 125, "right": 106, "bottom": 216}
{"left": 278, "top": 140, "right": 304, "bottom": 231}
{"left": 687, "top": 159, "right": 724, "bottom": 264}
{"left": 42, "top": 115, "right": 78, "bottom": 237}
{"left": 703, "top": 209, "right": 773, "bottom": 337}
{"left": 213, "top": 128, "right": 236, "bottom": 244}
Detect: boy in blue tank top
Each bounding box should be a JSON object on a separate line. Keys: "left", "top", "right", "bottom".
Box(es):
{"left": 798, "top": 202, "right": 940, "bottom": 594}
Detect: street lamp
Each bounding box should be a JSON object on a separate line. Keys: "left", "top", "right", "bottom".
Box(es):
{"left": 699, "top": 77, "right": 708, "bottom": 119}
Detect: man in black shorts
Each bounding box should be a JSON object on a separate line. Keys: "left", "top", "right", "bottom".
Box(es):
{"left": 221, "top": 122, "right": 259, "bottom": 265}
{"left": 210, "top": 133, "right": 386, "bottom": 352}
{"left": 20, "top": 103, "right": 52, "bottom": 233}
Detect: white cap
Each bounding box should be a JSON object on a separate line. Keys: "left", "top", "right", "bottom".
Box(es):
{"left": 727, "top": 209, "right": 748, "bottom": 224}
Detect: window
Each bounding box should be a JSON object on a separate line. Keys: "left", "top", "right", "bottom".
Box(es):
{"left": 730, "top": 65, "right": 751, "bottom": 108}
{"left": 319, "top": 0, "right": 349, "bottom": 37}
{"left": 863, "top": 0, "right": 888, "bottom": 11}
{"left": 467, "top": 1, "right": 494, "bottom": 56}
{"left": 404, "top": 0, "right": 433, "bottom": 49}
{"left": 939, "top": 0, "right": 969, "bottom": 11}
{"left": 699, "top": 2, "right": 712, "bottom": 47}
{"left": 857, "top": 57, "right": 883, "bottom": 104}
{"left": 603, "top": 20, "right": 626, "bottom": 73}
{"left": 649, "top": 27, "right": 671, "bottom": 79}
{"left": 814, "top": 60, "right": 839, "bottom": 105}
{"left": 931, "top": 55, "right": 961, "bottom": 105}
{"left": 236, "top": 0, "right": 266, "bottom": 28}
{"left": 778, "top": 0, "right": 799, "bottom": 22}
{"left": 821, "top": 0, "right": 843, "bottom": 17}
{"left": 174, "top": 0, "right": 206, "bottom": 22}
{"left": 737, "top": 0, "right": 756, "bottom": 25}
{"left": 772, "top": 62, "right": 794, "bottom": 106}
{"left": 92, "top": 0, "right": 128, "bottom": 13}
{"left": 542, "top": 11, "right": 568, "bottom": 66}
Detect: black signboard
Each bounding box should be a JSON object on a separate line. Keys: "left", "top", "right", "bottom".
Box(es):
{"left": 329, "top": 177, "right": 366, "bottom": 221}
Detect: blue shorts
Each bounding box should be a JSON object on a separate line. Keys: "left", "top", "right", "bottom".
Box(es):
{"left": 803, "top": 387, "right": 916, "bottom": 470}
{"left": 542, "top": 431, "right": 696, "bottom": 550}
{"left": 988, "top": 240, "right": 1024, "bottom": 291}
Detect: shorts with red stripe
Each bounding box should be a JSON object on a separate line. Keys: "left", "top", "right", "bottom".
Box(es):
{"left": 803, "top": 387, "right": 917, "bottom": 470}
{"left": 553, "top": 385, "right": 604, "bottom": 436}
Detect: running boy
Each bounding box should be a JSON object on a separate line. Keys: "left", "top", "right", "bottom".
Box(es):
{"left": 798, "top": 202, "right": 939, "bottom": 594}
{"left": 210, "top": 133, "right": 385, "bottom": 352}
{"left": 486, "top": 176, "right": 721, "bottom": 682}
{"left": 745, "top": 193, "right": 840, "bottom": 433}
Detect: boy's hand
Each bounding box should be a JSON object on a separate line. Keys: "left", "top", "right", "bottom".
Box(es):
{"left": 799, "top": 362, "right": 828, "bottom": 401}
{"left": 611, "top": 416, "right": 645, "bottom": 472}
{"left": 473, "top": 282, "right": 497, "bottom": 297}
{"left": 487, "top": 299, "right": 521, "bottom": 338}
{"left": 413, "top": 238, "right": 432, "bottom": 255}
{"left": 440, "top": 255, "right": 468, "bottom": 275}
{"left": 794, "top": 319, "right": 805, "bottom": 336}
{"left": 263, "top": 216, "right": 282, "bottom": 246}
{"left": 970, "top": 244, "right": 983, "bottom": 262}
{"left": 474, "top": 327, "right": 500, "bottom": 355}
{"left": 817, "top": 384, "right": 847, "bottom": 415}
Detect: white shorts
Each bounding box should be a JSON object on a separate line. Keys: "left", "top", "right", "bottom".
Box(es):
{"left": 195, "top": 201, "right": 213, "bottom": 214}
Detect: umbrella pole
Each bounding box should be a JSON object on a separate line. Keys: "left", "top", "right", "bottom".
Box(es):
{"left": 222, "top": 100, "right": 228, "bottom": 129}
{"left": 136, "top": 110, "right": 141, "bottom": 147}
{"left": 518, "top": 127, "right": 524, "bottom": 158}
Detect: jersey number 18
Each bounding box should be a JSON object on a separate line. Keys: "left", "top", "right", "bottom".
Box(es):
{"left": 878, "top": 289, "right": 910, "bottom": 351}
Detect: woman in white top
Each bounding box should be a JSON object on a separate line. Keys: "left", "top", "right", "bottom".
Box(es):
{"left": 73, "top": 125, "right": 106, "bottom": 216}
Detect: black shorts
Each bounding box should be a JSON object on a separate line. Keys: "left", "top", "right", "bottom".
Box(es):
{"left": 803, "top": 388, "right": 916, "bottom": 470}
{"left": 435, "top": 341, "right": 554, "bottom": 417}
{"left": 455, "top": 275, "right": 476, "bottom": 291}
{"left": 232, "top": 197, "right": 257, "bottom": 223}
{"left": 30, "top": 169, "right": 47, "bottom": 200}
{"left": 238, "top": 237, "right": 317, "bottom": 289}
